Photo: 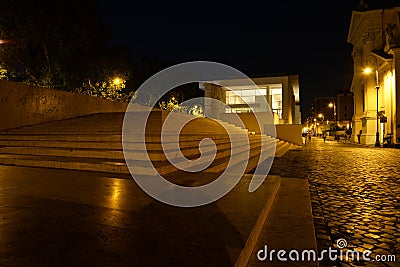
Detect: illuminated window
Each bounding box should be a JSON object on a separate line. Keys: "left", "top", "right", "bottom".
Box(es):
{"left": 269, "top": 88, "right": 283, "bottom": 119}
{"left": 225, "top": 88, "right": 272, "bottom": 114}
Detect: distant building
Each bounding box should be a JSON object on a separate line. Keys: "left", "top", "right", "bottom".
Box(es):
{"left": 202, "top": 74, "right": 301, "bottom": 125}
{"left": 310, "top": 91, "right": 354, "bottom": 135}
{"left": 312, "top": 97, "right": 336, "bottom": 135}
{"left": 348, "top": 6, "right": 400, "bottom": 145}
{"left": 314, "top": 97, "right": 336, "bottom": 121}
{"left": 336, "top": 90, "right": 354, "bottom": 127}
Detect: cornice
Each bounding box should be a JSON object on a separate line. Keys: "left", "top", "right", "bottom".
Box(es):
{"left": 348, "top": 9, "right": 383, "bottom": 46}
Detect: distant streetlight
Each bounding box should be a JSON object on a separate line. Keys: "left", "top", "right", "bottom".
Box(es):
{"left": 364, "top": 65, "right": 380, "bottom": 147}
{"left": 317, "top": 114, "right": 324, "bottom": 136}
{"left": 328, "top": 102, "right": 336, "bottom": 126}
{"left": 313, "top": 118, "right": 317, "bottom": 134}
{"left": 0, "top": 39, "right": 11, "bottom": 45}
{"left": 113, "top": 78, "right": 121, "bottom": 86}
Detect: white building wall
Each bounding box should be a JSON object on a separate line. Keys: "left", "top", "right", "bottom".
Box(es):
{"left": 348, "top": 7, "right": 400, "bottom": 144}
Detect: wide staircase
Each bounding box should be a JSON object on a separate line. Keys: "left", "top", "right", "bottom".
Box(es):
{"left": 0, "top": 111, "right": 298, "bottom": 182}
{"left": 0, "top": 111, "right": 314, "bottom": 267}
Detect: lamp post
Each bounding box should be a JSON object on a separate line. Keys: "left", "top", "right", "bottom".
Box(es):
{"left": 113, "top": 77, "right": 121, "bottom": 89}
{"left": 375, "top": 83, "right": 380, "bottom": 147}
{"left": 318, "top": 113, "right": 324, "bottom": 136}
{"left": 328, "top": 102, "right": 336, "bottom": 127}
{"left": 313, "top": 118, "right": 317, "bottom": 135}
{"left": 364, "top": 67, "right": 380, "bottom": 147}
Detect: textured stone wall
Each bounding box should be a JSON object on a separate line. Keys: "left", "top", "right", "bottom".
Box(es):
{"left": 275, "top": 124, "right": 302, "bottom": 146}
{"left": 204, "top": 83, "right": 226, "bottom": 119}
{"left": 0, "top": 80, "right": 128, "bottom": 130}
{"left": 220, "top": 112, "right": 275, "bottom": 135}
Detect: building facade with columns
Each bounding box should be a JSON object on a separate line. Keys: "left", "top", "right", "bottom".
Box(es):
{"left": 348, "top": 7, "right": 400, "bottom": 145}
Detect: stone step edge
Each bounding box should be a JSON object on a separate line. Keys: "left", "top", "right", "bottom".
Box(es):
{"left": 0, "top": 140, "right": 291, "bottom": 174}
{"left": 234, "top": 175, "right": 281, "bottom": 267}
{"left": 274, "top": 142, "right": 293, "bottom": 158}
{"left": 0, "top": 139, "right": 278, "bottom": 160}
{"left": 0, "top": 140, "right": 280, "bottom": 175}
{"left": 0, "top": 137, "right": 278, "bottom": 151}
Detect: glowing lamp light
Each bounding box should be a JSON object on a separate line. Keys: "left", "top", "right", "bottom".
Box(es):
{"left": 363, "top": 67, "right": 373, "bottom": 75}
{"left": 113, "top": 78, "right": 121, "bottom": 86}
{"left": 0, "top": 39, "right": 13, "bottom": 45}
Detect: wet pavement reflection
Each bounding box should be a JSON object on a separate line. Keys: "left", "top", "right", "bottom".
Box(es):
{"left": 0, "top": 165, "right": 247, "bottom": 266}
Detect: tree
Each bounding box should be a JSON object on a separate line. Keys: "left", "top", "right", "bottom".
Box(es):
{"left": 77, "top": 45, "right": 134, "bottom": 101}
{"left": 0, "top": 0, "right": 132, "bottom": 94}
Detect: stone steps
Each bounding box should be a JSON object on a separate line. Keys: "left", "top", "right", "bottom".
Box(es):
{"left": 0, "top": 112, "right": 301, "bottom": 264}
{"left": 0, "top": 134, "right": 274, "bottom": 150}
{"left": 5, "top": 112, "right": 247, "bottom": 134}
{"left": 0, "top": 140, "right": 280, "bottom": 176}
{"left": 0, "top": 112, "right": 295, "bottom": 176}
{"left": 0, "top": 137, "right": 275, "bottom": 160}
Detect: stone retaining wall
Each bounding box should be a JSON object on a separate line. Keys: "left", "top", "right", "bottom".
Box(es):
{"left": 0, "top": 80, "right": 128, "bottom": 130}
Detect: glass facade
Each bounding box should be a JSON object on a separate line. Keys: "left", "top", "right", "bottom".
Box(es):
{"left": 269, "top": 88, "right": 282, "bottom": 119}
{"left": 225, "top": 87, "right": 282, "bottom": 118}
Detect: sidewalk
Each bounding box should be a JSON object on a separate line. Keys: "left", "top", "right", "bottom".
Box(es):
{"left": 303, "top": 136, "right": 380, "bottom": 149}
{"left": 247, "top": 178, "right": 318, "bottom": 267}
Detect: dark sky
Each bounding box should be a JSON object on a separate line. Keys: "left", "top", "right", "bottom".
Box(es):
{"left": 94, "top": 0, "right": 400, "bottom": 119}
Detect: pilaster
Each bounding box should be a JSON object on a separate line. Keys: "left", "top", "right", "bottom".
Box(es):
{"left": 389, "top": 47, "right": 400, "bottom": 143}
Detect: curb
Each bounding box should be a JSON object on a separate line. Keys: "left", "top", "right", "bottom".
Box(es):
{"left": 234, "top": 176, "right": 281, "bottom": 267}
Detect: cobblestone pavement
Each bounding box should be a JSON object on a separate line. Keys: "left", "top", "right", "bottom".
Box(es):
{"left": 269, "top": 137, "right": 400, "bottom": 267}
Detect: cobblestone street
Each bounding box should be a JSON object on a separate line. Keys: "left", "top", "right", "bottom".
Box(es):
{"left": 270, "top": 137, "right": 400, "bottom": 267}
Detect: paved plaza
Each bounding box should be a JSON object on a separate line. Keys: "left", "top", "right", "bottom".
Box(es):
{"left": 270, "top": 138, "right": 400, "bottom": 267}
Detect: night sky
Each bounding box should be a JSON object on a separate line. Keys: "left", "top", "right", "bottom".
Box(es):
{"left": 94, "top": 0, "right": 400, "bottom": 120}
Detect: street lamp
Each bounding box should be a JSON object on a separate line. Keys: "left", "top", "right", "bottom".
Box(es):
{"left": 364, "top": 66, "right": 380, "bottom": 147}
{"left": 317, "top": 113, "right": 324, "bottom": 136}
{"left": 313, "top": 118, "right": 317, "bottom": 135}
{"left": 328, "top": 102, "right": 336, "bottom": 126}
{"left": 113, "top": 77, "right": 121, "bottom": 87}
{"left": 0, "top": 39, "right": 12, "bottom": 45}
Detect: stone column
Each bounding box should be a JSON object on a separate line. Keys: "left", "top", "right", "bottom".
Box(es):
{"left": 351, "top": 46, "right": 364, "bottom": 143}
{"left": 204, "top": 83, "right": 226, "bottom": 119}
{"left": 390, "top": 47, "right": 400, "bottom": 144}
{"left": 281, "top": 79, "right": 289, "bottom": 124}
